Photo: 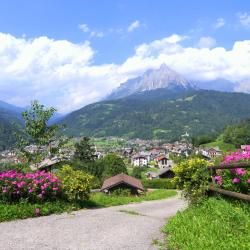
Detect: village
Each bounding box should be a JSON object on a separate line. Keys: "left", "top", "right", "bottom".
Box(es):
{"left": 0, "top": 135, "right": 224, "bottom": 180}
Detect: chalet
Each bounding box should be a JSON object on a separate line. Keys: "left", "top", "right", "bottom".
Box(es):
{"left": 207, "top": 148, "right": 222, "bottom": 157}
{"left": 157, "top": 166, "right": 175, "bottom": 179}
{"left": 149, "top": 148, "right": 165, "bottom": 159}
{"left": 155, "top": 155, "right": 168, "bottom": 168}
{"left": 101, "top": 173, "right": 144, "bottom": 194}
{"left": 198, "top": 147, "right": 222, "bottom": 159}
{"left": 145, "top": 171, "right": 158, "bottom": 180}
{"left": 123, "top": 147, "right": 133, "bottom": 157}
{"left": 30, "top": 157, "right": 63, "bottom": 171}
{"left": 161, "top": 143, "right": 173, "bottom": 152}
{"left": 132, "top": 154, "right": 148, "bottom": 166}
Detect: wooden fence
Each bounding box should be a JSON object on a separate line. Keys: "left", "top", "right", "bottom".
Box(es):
{"left": 207, "top": 163, "right": 250, "bottom": 202}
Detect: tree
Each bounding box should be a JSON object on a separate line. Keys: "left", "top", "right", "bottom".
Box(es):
{"left": 223, "top": 120, "right": 250, "bottom": 148}
{"left": 16, "top": 100, "right": 64, "bottom": 164}
{"left": 102, "top": 153, "right": 127, "bottom": 179}
{"left": 72, "top": 137, "right": 104, "bottom": 180}
{"left": 73, "top": 137, "right": 96, "bottom": 163}
{"left": 131, "top": 166, "right": 147, "bottom": 179}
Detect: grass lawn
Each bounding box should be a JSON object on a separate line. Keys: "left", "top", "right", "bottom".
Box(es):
{"left": 90, "top": 189, "right": 177, "bottom": 207}
{"left": 163, "top": 197, "right": 250, "bottom": 250}
{"left": 202, "top": 140, "right": 236, "bottom": 152}
{"left": 0, "top": 189, "right": 177, "bottom": 222}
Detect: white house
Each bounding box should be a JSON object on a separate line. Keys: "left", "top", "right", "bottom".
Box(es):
{"left": 132, "top": 155, "right": 148, "bottom": 167}
{"left": 155, "top": 155, "right": 168, "bottom": 168}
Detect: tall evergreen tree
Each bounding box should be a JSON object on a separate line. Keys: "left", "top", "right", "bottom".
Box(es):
{"left": 73, "top": 137, "right": 96, "bottom": 163}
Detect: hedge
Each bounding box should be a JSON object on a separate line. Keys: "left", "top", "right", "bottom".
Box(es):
{"left": 142, "top": 178, "right": 176, "bottom": 189}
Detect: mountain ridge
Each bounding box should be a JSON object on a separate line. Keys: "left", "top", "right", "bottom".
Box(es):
{"left": 61, "top": 89, "right": 250, "bottom": 141}
{"left": 106, "top": 64, "right": 196, "bottom": 100}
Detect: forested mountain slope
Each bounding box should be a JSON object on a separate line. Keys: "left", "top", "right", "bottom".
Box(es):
{"left": 62, "top": 90, "right": 250, "bottom": 141}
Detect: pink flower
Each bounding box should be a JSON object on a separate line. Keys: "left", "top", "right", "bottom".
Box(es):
{"left": 214, "top": 175, "right": 222, "bottom": 185}
{"left": 38, "top": 194, "right": 43, "bottom": 199}
{"left": 235, "top": 168, "right": 246, "bottom": 176}
{"left": 35, "top": 208, "right": 40, "bottom": 216}
{"left": 247, "top": 179, "right": 250, "bottom": 184}
{"left": 52, "top": 187, "right": 58, "bottom": 191}
{"left": 214, "top": 176, "right": 222, "bottom": 182}
{"left": 232, "top": 178, "right": 240, "bottom": 183}
{"left": 28, "top": 189, "right": 33, "bottom": 193}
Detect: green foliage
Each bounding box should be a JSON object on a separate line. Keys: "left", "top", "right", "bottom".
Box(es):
{"left": 73, "top": 137, "right": 96, "bottom": 163}
{"left": 142, "top": 179, "right": 176, "bottom": 189}
{"left": 192, "top": 134, "right": 218, "bottom": 146}
{"left": 21, "top": 100, "right": 59, "bottom": 146}
{"left": 202, "top": 140, "right": 236, "bottom": 152}
{"left": 72, "top": 153, "right": 127, "bottom": 184}
{"left": 16, "top": 100, "right": 64, "bottom": 164}
{"left": 169, "top": 153, "right": 187, "bottom": 164}
{"left": 72, "top": 137, "right": 100, "bottom": 177}
{"left": 0, "top": 108, "right": 23, "bottom": 150}
{"left": 56, "top": 165, "right": 93, "bottom": 201}
{"left": 0, "top": 162, "right": 30, "bottom": 172}
{"left": 163, "top": 197, "right": 250, "bottom": 250}
{"left": 62, "top": 90, "right": 250, "bottom": 140}
{"left": 111, "top": 188, "right": 132, "bottom": 196}
{"left": 101, "top": 153, "right": 127, "bottom": 179}
{"left": 217, "top": 168, "right": 250, "bottom": 194}
{"left": 223, "top": 119, "right": 250, "bottom": 148}
{"left": 172, "top": 158, "right": 210, "bottom": 203}
{"left": 131, "top": 166, "right": 147, "bottom": 179}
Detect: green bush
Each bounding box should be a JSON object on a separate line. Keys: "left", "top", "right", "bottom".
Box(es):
{"left": 56, "top": 165, "right": 93, "bottom": 201}
{"left": 131, "top": 166, "right": 147, "bottom": 179}
{"left": 0, "top": 162, "right": 30, "bottom": 172}
{"left": 142, "top": 178, "right": 176, "bottom": 189}
{"left": 111, "top": 188, "right": 132, "bottom": 196}
{"left": 172, "top": 158, "right": 210, "bottom": 203}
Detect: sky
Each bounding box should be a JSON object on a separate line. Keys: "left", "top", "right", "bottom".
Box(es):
{"left": 0, "top": 0, "right": 250, "bottom": 113}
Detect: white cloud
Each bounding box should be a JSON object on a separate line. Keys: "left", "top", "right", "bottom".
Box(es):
{"left": 90, "top": 31, "right": 104, "bottom": 38}
{"left": 78, "top": 24, "right": 90, "bottom": 33}
{"left": 119, "top": 36, "right": 250, "bottom": 83}
{"left": 78, "top": 23, "right": 104, "bottom": 38}
{"left": 0, "top": 33, "right": 120, "bottom": 112}
{"left": 1, "top": 32, "right": 250, "bottom": 112}
{"left": 237, "top": 12, "right": 250, "bottom": 28}
{"left": 197, "top": 36, "right": 216, "bottom": 48}
{"left": 235, "top": 80, "right": 250, "bottom": 93}
{"left": 127, "top": 20, "right": 140, "bottom": 32}
{"left": 214, "top": 18, "right": 225, "bottom": 29}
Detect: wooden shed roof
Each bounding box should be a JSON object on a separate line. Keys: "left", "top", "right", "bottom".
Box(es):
{"left": 101, "top": 173, "right": 144, "bottom": 191}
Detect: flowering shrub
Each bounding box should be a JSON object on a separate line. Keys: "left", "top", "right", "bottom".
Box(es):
{"left": 0, "top": 170, "right": 62, "bottom": 203}
{"left": 56, "top": 165, "right": 93, "bottom": 201}
{"left": 213, "top": 147, "right": 250, "bottom": 194}
{"left": 172, "top": 158, "right": 210, "bottom": 203}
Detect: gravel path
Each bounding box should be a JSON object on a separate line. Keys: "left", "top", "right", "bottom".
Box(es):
{"left": 0, "top": 196, "right": 186, "bottom": 250}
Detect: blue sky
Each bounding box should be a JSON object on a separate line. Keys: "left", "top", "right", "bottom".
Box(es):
{"left": 0, "top": 0, "right": 250, "bottom": 112}
{"left": 1, "top": 0, "right": 249, "bottom": 63}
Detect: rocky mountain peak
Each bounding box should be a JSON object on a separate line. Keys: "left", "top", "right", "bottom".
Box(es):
{"left": 106, "top": 64, "right": 194, "bottom": 100}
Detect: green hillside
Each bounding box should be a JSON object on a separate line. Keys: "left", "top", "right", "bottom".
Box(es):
{"left": 61, "top": 90, "right": 250, "bottom": 141}
{"left": 202, "top": 140, "right": 236, "bottom": 152}
{"left": 0, "top": 109, "right": 23, "bottom": 151}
